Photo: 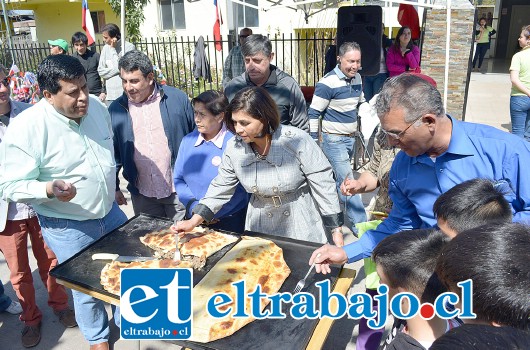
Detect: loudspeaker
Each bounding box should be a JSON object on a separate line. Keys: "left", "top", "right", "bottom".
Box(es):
{"left": 337, "top": 6, "right": 383, "bottom": 76}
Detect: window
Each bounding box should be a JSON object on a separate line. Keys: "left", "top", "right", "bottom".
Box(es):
{"left": 236, "top": 0, "right": 258, "bottom": 28}
{"left": 90, "top": 11, "right": 106, "bottom": 34}
{"left": 160, "top": 0, "right": 186, "bottom": 30}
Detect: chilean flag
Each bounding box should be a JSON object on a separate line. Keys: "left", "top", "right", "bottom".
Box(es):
{"left": 213, "top": 0, "right": 223, "bottom": 51}
{"left": 82, "top": 0, "right": 96, "bottom": 45}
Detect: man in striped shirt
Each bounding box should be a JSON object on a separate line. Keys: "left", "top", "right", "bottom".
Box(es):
{"left": 308, "top": 41, "right": 367, "bottom": 235}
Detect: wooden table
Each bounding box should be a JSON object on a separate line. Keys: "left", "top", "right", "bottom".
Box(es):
{"left": 55, "top": 267, "right": 357, "bottom": 349}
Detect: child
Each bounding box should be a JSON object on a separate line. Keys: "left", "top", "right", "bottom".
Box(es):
{"left": 435, "top": 222, "right": 530, "bottom": 331}
{"left": 433, "top": 178, "right": 512, "bottom": 238}
{"left": 373, "top": 229, "right": 458, "bottom": 349}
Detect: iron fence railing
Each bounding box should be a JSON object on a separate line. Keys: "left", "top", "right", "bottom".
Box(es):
{"left": 1, "top": 33, "right": 334, "bottom": 98}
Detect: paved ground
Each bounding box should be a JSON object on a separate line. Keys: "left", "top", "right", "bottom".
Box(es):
{"left": 0, "top": 60, "right": 513, "bottom": 349}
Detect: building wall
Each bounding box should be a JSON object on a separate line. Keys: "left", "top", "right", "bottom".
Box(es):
{"left": 421, "top": 0, "right": 475, "bottom": 120}
{"left": 18, "top": 2, "right": 119, "bottom": 44}
{"left": 15, "top": 1, "right": 405, "bottom": 46}
{"left": 140, "top": 0, "right": 404, "bottom": 40}
{"left": 497, "top": 0, "right": 530, "bottom": 58}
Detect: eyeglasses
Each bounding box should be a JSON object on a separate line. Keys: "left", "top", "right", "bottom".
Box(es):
{"left": 380, "top": 114, "right": 424, "bottom": 140}
{"left": 1, "top": 77, "right": 10, "bottom": 88}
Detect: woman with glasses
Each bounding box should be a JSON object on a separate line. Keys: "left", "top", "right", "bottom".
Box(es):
{"left": 386, "top": 26, "right": 420, "bottom": 77}
{"left": 509, "top": 25, "right": 530, "bottom": 141}
{"left": 173, "top": 90, "right": 249, "bottom": 233}
{"left": 173, "top": 86, "right": 343, "bottom": 245}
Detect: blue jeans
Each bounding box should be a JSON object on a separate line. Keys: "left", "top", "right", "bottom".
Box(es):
{"left": 38, "top": 203, "right": 127, "bottom": 345}
{"left": 472, "top": 43, "right": 489, "bottom": 68}
{"left": 0, "top": 280, "right": 13, "bottom": 312}
{"left": 510, "top": 95, "right": 530, "bottom": 141}
{"left": 363, "top": 72, "right": 389, "bottom": 102}
{"left": 321, "top": 133, "right": 367, "bottom": 232}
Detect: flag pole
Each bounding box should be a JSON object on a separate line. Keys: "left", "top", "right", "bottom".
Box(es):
{"left": 121, "top": 0, "right": 125, "bottom": 53}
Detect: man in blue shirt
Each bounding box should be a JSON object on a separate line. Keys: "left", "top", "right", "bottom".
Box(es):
{"left": 310, "top": 74, "right": 530, "bottom": 272}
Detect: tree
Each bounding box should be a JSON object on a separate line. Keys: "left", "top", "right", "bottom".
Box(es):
{"left": 107, "top": 0, "right": 148, "bottom": 42}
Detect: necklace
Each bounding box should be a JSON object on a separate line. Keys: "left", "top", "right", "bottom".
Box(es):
{"left": 253, "top": 149, "right": 267, "bottom": 160}
{"left": 251, "top": 135, "right": 271, "bottom": 160}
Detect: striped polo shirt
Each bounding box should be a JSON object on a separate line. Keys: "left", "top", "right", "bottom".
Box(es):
{"left": 308, "top": 66, "right": 365, "bottom": 135}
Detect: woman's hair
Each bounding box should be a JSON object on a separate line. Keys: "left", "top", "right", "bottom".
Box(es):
{"left": 100, "top": 23, "right": 121, "bottom": 40}
{"left": 478, "top": 17, "right": 487, "bottom": 25}
{"left": 394, "top": 26, "right": 415, "bottom": 51}
{"left": 191, "top": 90, "right": 228, "bottom": 116}
{"left": 225, "top": 86, "right": 280, "bottom": 135}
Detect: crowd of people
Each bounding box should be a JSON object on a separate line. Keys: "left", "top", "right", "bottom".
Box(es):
{"left": 0, "top": 21, "right": 529, "bottom": 350}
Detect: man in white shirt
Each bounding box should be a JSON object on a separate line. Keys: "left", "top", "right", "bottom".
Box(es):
{"left": 0, "top": 55, "right": 127, "bottom": 350}
{"left": 0, "top": 65, "right": 76, "bottom": 348}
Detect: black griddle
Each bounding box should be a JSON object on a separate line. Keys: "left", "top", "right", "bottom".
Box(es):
{"left": 50, "top": 214, "right": 342, "bottom": 350}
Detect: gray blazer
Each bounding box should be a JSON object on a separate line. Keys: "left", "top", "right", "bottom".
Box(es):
{"left": 196, "top": 125, "right": 341, "bottom": 243}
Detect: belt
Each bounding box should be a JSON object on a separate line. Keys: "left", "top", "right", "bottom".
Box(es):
{"left": 323, "top": 131, "right": 358, "bottom": 137}
{"left": 253, "top": 186, "right": 310, "bottom": 208}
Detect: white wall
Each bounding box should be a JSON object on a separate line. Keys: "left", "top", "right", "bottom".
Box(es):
{"left": 139, "top": 0, "right": 406, "bottom": 40}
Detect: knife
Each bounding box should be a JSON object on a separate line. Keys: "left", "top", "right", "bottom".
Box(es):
{"left": 91, "top": 253, "right": 157, "bottom": 262}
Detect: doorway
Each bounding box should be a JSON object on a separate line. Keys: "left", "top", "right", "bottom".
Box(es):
{"left": 506, "top": 5, "right": 530, "bottom": 58}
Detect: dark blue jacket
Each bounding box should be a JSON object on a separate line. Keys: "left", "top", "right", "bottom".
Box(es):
{"left": 108, "top": 84, "right": 195, "bottom": 195}
{"left": 10, "top": 100, "right": 32, "bottom": 118}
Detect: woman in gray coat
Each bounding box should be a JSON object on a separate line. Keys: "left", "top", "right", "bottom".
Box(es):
{"left": 173, "top": 87, "right": 344, "bottom": 245}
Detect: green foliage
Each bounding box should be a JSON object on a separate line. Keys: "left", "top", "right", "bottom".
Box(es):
{"left": 106, "top": 0, "right": 148, "bottom": 43}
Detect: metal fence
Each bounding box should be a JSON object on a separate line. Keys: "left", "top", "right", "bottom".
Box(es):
{"left": 1, "top": 33, "right": 334, "bottom": 98}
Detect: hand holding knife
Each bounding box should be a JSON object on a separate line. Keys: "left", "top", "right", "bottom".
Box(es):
{"left": 47, "top": 177, "right": 86, "bottom": 202}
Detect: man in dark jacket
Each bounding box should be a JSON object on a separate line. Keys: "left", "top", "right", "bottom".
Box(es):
{"left": 224, "top": 34, "right": 309, "bottom": 132}
{"left": 108, "top": 51, "right": 195, "bottom": 221}
{"left": 71, "top": 32, "right": 105, "bottom": 102}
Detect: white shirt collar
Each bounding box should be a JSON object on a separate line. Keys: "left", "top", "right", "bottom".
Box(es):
{"left": 194, "top": 123, "right": 228, "bottom": 149}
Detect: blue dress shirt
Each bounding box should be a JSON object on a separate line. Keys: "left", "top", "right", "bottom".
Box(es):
{"left": 343, "top": 116, "right": 530, "bottom": 263}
